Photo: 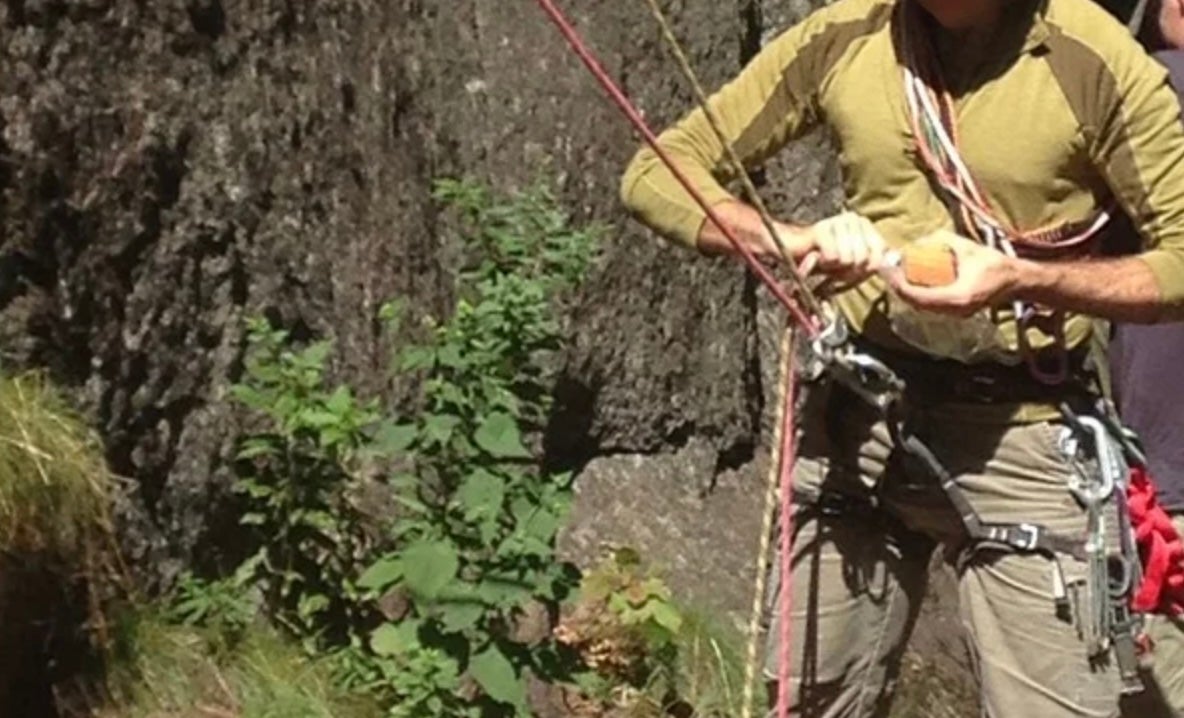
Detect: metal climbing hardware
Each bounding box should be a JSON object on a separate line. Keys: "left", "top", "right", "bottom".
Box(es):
{"left": 796, "top": 308, "right": 906, "bottom": 412}
{"left": 530, "top": 6, "right": 902, "bottom": 714}
{"left": 1058, "top": 405, "right": 1146, "bottom": 694}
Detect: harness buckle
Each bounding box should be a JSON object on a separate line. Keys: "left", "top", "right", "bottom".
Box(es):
{"left": 1013, "top": 523, "right": 1041, "bottom": 552}
{"left": 981, "top": 523, "right": 1042, "bottom": 552}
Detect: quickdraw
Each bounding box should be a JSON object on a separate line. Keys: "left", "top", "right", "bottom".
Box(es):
{"left": 1057, "top": 406, "right": 1145, "bottom": 693}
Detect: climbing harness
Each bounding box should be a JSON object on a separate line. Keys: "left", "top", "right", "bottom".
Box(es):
{"left": 898, "top": 0, "right": 1171, "bottom": 690}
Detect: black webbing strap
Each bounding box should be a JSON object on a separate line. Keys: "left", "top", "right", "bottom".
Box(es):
{"left": 890, "top": 418, "right": 1087, "bottom": 561}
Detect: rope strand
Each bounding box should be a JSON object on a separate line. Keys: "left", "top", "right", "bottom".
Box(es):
{"left": 639, "top": 0, "right": 826, "bottom": 321}
{"left": 741, "top": 323, "right": 798, "bottom": 718}
{"left": 533, "top": 0, "right": 819, "bottom": 334}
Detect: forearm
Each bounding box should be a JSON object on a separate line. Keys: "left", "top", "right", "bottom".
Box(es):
{"left": 696, "top": 200, "right": 813, "bottom": 260}
{"left": 1012, "top": 255, "right": 1176, "bottom": 324}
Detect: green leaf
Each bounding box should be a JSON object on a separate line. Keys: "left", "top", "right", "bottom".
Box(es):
{"left": 235, "top": 479, "right": 273, "bottom": 499}
{"left": 240, "top": 512, "right": 267, "bottom": 527}
{"left": 649, "top": 601, "right": 682, "bottom": 633}
{"left": 357, "top": 557, "right": 402, "bottom": 591}
{"left": 640, "top": 577, "right": 671, "bottom": 601}
{"left": 477, "top": 518, "right": 499, "bottom": 546}
{"left": 325, "top": 386, "right": 353, "bottom": 414}
{"left": 456, "top": 470, "right": 506, "bottom": 519}
{"left": 439, "top": 601, "right": 485, "bottom": 633}
{"left": 437, "top": 344, "right": 465, "bottom": 369}
{"left": 423, "top": 414, "right": 462, "bottom": 446}
{"left": 230, "top": 385, "right": 270, "bottom": 411}
{"left": 301, "top": 409, "right": 341, "bottom": 428}
{"left": 298, "top": 593, "right": 330, "bottom": 619}
{"left": 402, "top": 540, "right": 459, "bottom": 600}
{"left": 399, "top": 346, "right": 435, "bottom": 372}
{"left": 298, "top": 342, "right": 333, "bottom": 369}
{"left": 371, "top": 620, "right": 419, "bottom": 656}
{"left": 469, "top": 644, "right": 525, "bottom": 708}
{"left": 378, "top": 299, "right": 405, "bottom": 326}
{"left": 373, "top": 421, "right": 416, "bottom": 454}
{"left": 474, "top": 413, "right": 531, "bottom": 459}
{"left": 477, "top": 572, "right": 533, "bottom": 609}
{"left": 236, "top": 441, "right": 276, "bottom": 461}
{"left": 524, "top": 507, "right": 560, "bottom": 544}
{"left": 392, "top": 494, "right": 431, "bottom": 515}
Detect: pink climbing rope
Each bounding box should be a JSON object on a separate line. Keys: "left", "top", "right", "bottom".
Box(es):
{"left": 776, "top": 352, "right": 798, "bottom": 718}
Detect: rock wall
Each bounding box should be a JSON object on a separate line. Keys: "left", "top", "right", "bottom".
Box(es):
{"left": 0, "top": 0, "right": 973, "bottom": 710}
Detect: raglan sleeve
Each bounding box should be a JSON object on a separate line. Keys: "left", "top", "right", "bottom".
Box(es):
{"left": 1092, "top": 44, "right": 1184, "bottom": 308}
{"left": 618, "top": 4, "right": 859, "bottom": 248}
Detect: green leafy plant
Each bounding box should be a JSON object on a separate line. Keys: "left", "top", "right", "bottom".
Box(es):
{"left": 167, "top": 573, "right": 257, "bottom": 651}
{"left": 231, "top": 319, "right": 382, "bottom": 646}
{"left": 228, "top": 177, "right": 598, "bottom": 716}
{"left": 552, "top": 549, "right": 685, "bottom": 716}
{"left": 351, "top": 178, "right": 596, "bottom": 716}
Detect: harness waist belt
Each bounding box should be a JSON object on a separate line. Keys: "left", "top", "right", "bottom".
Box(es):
{"left": 851, "top": 338, "right": 1094, "bottom": 405}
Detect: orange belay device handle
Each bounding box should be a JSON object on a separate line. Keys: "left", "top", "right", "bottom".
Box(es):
{"left": 899, "top": 243, "right": 958, "bottom": 287}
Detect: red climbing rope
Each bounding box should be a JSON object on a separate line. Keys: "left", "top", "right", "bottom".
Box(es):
{"left": 532, "top": 3, "right": 817, "bottom": 717}
{"left": 533, "top": 0, "right": 819, "bottom": 338}
{"left": 775, "top": 349, "right": 798, "bottom": 718}
{"left": 1129, "top": 465, "right": 1184, "bottom": 616}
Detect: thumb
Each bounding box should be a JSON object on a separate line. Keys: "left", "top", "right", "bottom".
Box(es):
{"left": 796, "top": 251, "right": 820, "bottom": 278}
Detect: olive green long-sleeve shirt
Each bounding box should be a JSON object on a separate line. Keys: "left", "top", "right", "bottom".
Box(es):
{"left": 621, "top": 0, "right": 1184, "bottom": 358}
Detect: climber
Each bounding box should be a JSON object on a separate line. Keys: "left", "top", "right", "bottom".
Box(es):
{"left": 619, "top": 0, "right": 1184, "bottom": 716}
{"left": 1108, "top": 1, "right": 1184, "bottom": 715}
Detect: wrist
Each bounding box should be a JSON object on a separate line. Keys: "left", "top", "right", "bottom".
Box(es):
{"left": 768, "top": 223, "right": 812, "bottom": 260}
{"left": 1007, "top": 256, "right": 1056, "bottom": 302}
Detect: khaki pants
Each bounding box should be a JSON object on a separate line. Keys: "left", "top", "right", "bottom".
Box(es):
{"left": 1121, "top": 515, "right": 1184, "bottom": 718}
{"left": 764, "top": 382, "right": 1123, "bottom": 718}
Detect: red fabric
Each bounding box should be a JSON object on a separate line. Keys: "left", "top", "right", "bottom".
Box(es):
{"left": 1129, "top": 465, "right": 1184, "bottom": 616}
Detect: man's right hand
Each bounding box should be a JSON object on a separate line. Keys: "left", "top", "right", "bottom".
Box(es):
{"left": 696, "top": 202, "right": 886, "bottom": 283}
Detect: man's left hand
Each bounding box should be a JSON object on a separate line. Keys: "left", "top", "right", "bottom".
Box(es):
{"left": 885, "top": 231, "right": 1021, "bottom": 316}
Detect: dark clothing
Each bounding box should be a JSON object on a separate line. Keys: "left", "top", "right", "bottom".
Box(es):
{"left": 1162, "top": 50, "right": 1184, "bottom": 98}
{"left": 1111, "top": 51, "right": 1184, "bottom": 512}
